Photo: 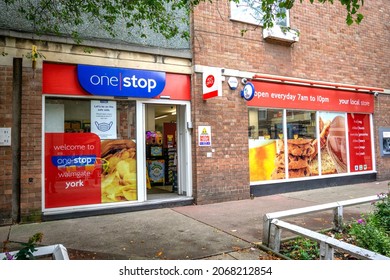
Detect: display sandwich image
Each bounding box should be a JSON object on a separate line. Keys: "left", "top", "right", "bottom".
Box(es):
{"left": 250, "top": 114, "right": 348, "bottom": 181}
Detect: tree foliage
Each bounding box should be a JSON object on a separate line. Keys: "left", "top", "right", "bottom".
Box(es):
{"left": 2, "top": 0, "right": 364, "bottom": 42}
{"left": 2, "top": 0, "right": 206, "bottom": 42}
{"left": 259, "top": 0, "right": 364, "bottom": 29}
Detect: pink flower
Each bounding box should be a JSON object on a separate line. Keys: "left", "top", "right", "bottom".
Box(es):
{"left": 357, "top": 219, "right": 366, "bottom": 225}
{"left": 5, "top": 252, "right": 14, "bottom": 260}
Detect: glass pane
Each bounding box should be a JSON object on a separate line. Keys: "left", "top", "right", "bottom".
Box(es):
{"left": 230, "top": 0, "right": 289, "bottom": 27}
{"left": 315, "top": 112, "right": 348, "bottom": 175}
{"left": 249, "top": 108, "right": 283, "bottom": 182}
{"left": 100, "top": 101, "right": 137, "bottom": 203}
{"left": 44, "top": 98, "right": 138, "bottom": 209}
{"left": 283, "top": 110, "right": 316, "bottom": 179}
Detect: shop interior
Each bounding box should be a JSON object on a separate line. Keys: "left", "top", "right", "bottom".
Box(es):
{"left": 145, "top": 104, "right": 178, "bottom": 197}
{"left": 248, "top": 108, "right": 316, "bottom": 140}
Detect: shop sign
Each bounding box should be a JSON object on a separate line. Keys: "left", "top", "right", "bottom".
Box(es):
{"left": 248, "top": 80, "right": 374, "bottom": 113}
{"left": 77, "top": 65, "right": 166, "bottom": 98}
{"left": 198, "top": 126, "right": 212, "bottom": 146}
{"left": 45, "top": 133, "right": 102, "bottom": 208}
{"left": 241, "top": 82, "right": 255, "bottom": 101}
{"left": 203, "top": 67, "right": 222, "bottom": 100}
{"left": 43, "top": 63, "right": 191, "bottom": 101}
{"left": 91, "top": 100, "right": 117, "bottom": 139}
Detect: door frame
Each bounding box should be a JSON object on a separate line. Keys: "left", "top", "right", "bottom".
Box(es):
{"left": 136, "top": 100, "right": 192, "bottom": 201}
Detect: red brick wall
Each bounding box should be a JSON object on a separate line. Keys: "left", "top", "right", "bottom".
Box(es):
{"left": 0, "top": 66, "right": 13, "bottom": 224}
{"left": 20, "top": 68, "right": 43, "bottom": 222}
{"left": 192, "top": 0, "right": 390, "bottom": 202}
{"left": 192, "top": 73, "right": 250, "bottom": 204}
{"left": 193, "top": 1, "right": 389, "bottom": 86}
{"left": 0, "top": 64, "right": 42, "bottom": 225}
{"left": 374, "top": 95, "right": 390, "bottom": 181}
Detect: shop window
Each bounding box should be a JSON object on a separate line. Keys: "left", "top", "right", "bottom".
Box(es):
{"left": 248, "top": 108, "right": 360, "bottom": 184}
{"left": 44, "top": 97, "right": 138, "bottom": 209}
{"left": 230, "top": 0, "right": 289, "bottom": 27}
{"left": 315, "top": 112, "right": 348, "bottom": 176}
{"left": 283, "top": 110, "right": 317, "bottom": 179}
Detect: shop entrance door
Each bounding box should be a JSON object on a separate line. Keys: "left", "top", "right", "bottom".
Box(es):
{"left": 142, "top": 103, "right": 191, "bottom": 200}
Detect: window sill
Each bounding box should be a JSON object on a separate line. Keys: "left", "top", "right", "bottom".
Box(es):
{"left": 263, "top": 26, "right": 299, "bottom": 45}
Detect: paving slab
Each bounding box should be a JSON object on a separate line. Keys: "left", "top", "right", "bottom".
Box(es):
{"left": 1, "top": 181, "right": 388, "bottom": 260}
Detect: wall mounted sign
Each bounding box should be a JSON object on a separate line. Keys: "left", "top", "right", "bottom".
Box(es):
{"left": 203, "top": 67, "right": 222, "bottom": 100}
{"left": 241, "top": 82, "right": 255, "bottom": 101}
{"left": 198, "top": 126, "right": 212, "bottom": 146}
{"left": 43, "top": 63, "right": 191, "bottom": 100}
{"left": 248, "top": 80, "right": 374, "bottom": 113}
{"left": 77, "top": 65, "right": 166, "bottom": 98}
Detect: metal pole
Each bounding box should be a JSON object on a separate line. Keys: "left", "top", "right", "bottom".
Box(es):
{"left": 11, "top": 57, "right": 22, "bottom": 223}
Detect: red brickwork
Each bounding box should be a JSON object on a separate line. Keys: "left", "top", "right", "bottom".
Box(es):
{"left": 0, "top": 65, "right": 42, "bottom": 224}
{"left": 20, "top": 68, "right": 43, "bottom": 222}
{"left": 192, "top": 73, "right": 250, "bottom": 204}
{"left": 0, "top": 66, "right": 13, "bottom": 224}
{"left": 192, "top": 1, "right": 390, "bottom": 203}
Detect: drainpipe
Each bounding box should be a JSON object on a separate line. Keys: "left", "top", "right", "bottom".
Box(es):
{"left": 11, "top": 58, "right": 22, "bottom": 223}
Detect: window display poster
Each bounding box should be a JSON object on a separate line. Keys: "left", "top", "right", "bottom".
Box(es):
{"left": 100, "top": 139, "right": 137, "bottom": 203}
{"left": 317, "top": 112, "right": 347, "bottom": 175}
{"left": 347, "top": 113, "right": 373, "bottom": 172}
{"left": 249, "top": 139, "right": 277, "bottom": 181}
{"left": 45, "top": 133, "right": 102, "bottom": 208}
{"left": 91, "top": 100, "right": 117, "bottom": 139}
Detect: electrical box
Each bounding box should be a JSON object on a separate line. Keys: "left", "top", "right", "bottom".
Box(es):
{"left": 0, "top": 128, "right": 11, "bottom": 146}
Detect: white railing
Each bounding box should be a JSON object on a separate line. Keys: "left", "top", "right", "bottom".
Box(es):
{"left": 262, "top": 195, "right": 390, "bottom": 260}
{"left": 0, "top": 244, "right": 69, "bottom": 260}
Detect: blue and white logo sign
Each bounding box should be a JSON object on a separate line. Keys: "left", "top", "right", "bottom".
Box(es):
{"left": 77, "top": 65, "right": 166, "bottom": 98}
{"left": 241, "top": 82, "right": 255, "bottom": 101}
{"left": 51, "top": 155, "right": 97, "bottom": 167}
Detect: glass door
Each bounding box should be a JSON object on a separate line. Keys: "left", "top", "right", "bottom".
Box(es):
{"left": 140, "top": 101, "right": 192, "bottom": 201}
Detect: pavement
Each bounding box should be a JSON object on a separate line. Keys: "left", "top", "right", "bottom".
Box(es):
{"left": 1, "top": 180, "right": 389, "bottom": 260}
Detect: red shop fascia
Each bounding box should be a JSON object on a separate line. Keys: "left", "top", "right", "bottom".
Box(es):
{"left": 41, "top": 62, "right": 191, "bottom": 211}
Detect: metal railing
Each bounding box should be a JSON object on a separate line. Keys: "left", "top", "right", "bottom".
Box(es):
{"left": 262, "top": 195, "right": 390, "bottom": 260}
{"left": 0, "top": 244, "right": 69, "bottom": 260}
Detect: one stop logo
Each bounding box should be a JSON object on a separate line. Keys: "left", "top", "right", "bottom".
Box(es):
{"left": 205, "top": 75, "right": 215, "bottom": 88}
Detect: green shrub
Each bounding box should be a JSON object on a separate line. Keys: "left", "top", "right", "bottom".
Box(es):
{"left": 348, "top": 218, "right": 390, "bottom": 257}
{"left": 280, "top": 237, "right": 319, "bottom": 260}
{"left": 347, "top": 192, "right": 390, "bottom": 258}
{"left": 371, "top": 192, "right": 390, "bottom": 232}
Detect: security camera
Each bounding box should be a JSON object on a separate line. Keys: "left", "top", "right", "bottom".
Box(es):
{"left": 241, "top": 78, "right": 248, "bottom": 85}
{"left": 374, "top": 91, "right": 379, "bottom": 97}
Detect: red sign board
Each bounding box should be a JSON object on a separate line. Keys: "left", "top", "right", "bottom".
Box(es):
{"left": 42, "top": 62, "right": 191, "bottom": 101}
{"left": 45, "top": 133, "right": 102, "bottom": 208}
{"left": 347, "top": 113, "right": 373, "bottom": 172}
{"left": 248, "top": 80, "right": 374, "bottom": 113}
{"left": 202, "top": 68, "right": 221, "bottom": 100}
